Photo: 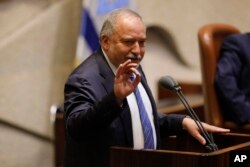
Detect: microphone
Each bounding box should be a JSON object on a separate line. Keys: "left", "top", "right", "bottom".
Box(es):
{"left": 159, "top": 75, "right": 218, "bottom": 151}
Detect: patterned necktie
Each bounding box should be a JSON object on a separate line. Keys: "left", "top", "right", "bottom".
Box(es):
{"left": 134, "top": 86, "right": 155, "bottom": 149}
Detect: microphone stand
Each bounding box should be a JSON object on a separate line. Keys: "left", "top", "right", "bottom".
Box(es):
{"left": 172, "top": 85, "right": 218, "bottom": 151}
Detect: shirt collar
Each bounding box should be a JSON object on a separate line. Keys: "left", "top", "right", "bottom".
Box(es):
{"left": 101, "top": 48, "right": 117, "bottom": 75}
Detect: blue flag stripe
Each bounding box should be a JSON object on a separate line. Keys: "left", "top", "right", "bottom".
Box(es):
{"left": 80, "top": 8, "right": 99, "bottom": 52}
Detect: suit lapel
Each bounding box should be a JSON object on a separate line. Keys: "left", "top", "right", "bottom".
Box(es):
{"left": 95, "top": 49, "right": 114, "bottom": 93}
{"left": 95, "top": 49, "right": 134, "bottom": 147}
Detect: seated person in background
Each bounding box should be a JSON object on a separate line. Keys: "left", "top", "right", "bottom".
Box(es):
{"left": 215, "top": 33, "right": 250, "bottom": 125}
{"left": 64, "top": 8, "right": 230, "bottom": 167}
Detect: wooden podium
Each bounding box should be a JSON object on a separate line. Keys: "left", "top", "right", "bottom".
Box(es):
{"left": 110, "top": 133, "right": 250, "bottom": 167}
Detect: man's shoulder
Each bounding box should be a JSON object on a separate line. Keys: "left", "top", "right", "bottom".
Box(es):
{"left": 66, "top": 53, "right": 102, "bottom": 83}
{"left": 225, "top": 33, "right": 250, "bottom": 42}
{"left": 72, "top": 55, "right": 98, "bottom": 75}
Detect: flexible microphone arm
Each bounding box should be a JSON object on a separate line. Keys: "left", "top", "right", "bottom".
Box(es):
{"left": 159, "top": 76, "right": 218, "bottom": 151}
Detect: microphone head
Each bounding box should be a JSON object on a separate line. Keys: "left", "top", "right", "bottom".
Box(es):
{"left": 159, "top": 75, "right": 180, "bottom": 91}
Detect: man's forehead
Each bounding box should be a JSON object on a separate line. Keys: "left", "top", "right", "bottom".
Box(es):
{"left": 121, "top": 35, "right": 147, "bottom": 41}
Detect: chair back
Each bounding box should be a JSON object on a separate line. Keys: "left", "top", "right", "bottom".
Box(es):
{"left": 198, "top": 23, "right": 240, "bottom": 127}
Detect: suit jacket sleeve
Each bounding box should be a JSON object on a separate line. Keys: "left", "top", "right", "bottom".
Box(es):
{"left": 64, "top": 67, "right": 123, "bottom": 140}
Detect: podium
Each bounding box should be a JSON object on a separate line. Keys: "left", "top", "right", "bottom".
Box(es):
{"left": 110, "top": 133, "right": 250, "bottom": 167}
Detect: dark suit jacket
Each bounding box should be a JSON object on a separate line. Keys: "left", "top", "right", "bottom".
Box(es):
{"left": 64, "top": 48, "right": 185, "bottom": 167}
{"left": 215, "top": 33, "right": 250, "bottom": 124}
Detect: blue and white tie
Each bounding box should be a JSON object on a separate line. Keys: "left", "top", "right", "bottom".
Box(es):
{"left": 134, "top": 86, "right": 155, "bottom": 149}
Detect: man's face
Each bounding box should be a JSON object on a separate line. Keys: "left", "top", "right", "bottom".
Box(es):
{"left": 102, "top": 14, "right": 146, "bottom": 67}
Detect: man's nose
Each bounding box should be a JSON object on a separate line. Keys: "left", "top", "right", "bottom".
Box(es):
{"left": 131, "top": 42, "right": 140, "bottom": 54}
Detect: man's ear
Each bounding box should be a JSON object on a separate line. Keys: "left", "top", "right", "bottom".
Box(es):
{"left": 101, "top": 35, "right": 109, "bottom": 50}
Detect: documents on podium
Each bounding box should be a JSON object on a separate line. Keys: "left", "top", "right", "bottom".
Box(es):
{"left": 110, "top": 133, "right": 250, "bottom": 167}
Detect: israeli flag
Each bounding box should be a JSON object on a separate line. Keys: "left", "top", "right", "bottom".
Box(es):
{"left": 75, "top": 0, "right": 136, "bottom": 66}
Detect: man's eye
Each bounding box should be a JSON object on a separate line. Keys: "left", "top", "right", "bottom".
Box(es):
{"left": 123, "top": 41, "right": 134, "bottom": 45}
